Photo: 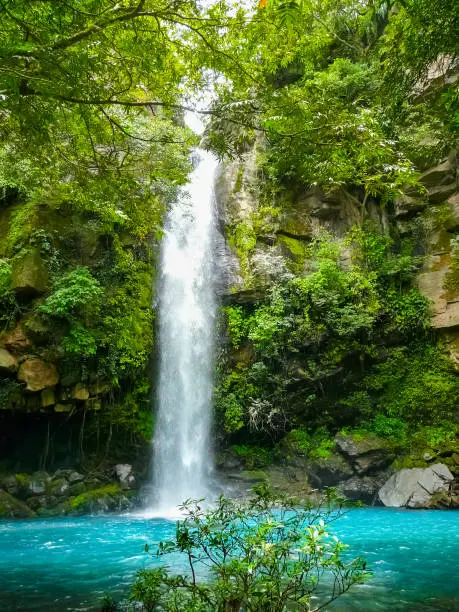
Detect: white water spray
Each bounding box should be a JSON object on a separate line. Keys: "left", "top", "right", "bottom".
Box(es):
{"left": 151, "top": 133, "right": 219, "bottom": 515}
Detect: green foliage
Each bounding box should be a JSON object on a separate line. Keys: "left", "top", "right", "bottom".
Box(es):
{"left": 41, "top": 267, "right": 102, "bottom": 319}
{"left": 217, "top": 228, "right": 436, "bottom": 442}
{"left": 0, "top": 259, "right": 17, "bottom": 326}
{"left": 131, "top": 493, "right": 369, "bottom": 611}
{"left": 100, "top": 259, "right": 154, "bottom": 380}
{"left": 285, "top": 428, "right": 335, "bottom": 459}
{"left": 223, "top": 306, "right": 251, "bottom": 350}
{"left": 62, "top": 323, "right": 98, "bottom": 357}
{"left": 104, "top": 384, "right": 153, "bottom": 442}
{"left": 220, "top": 394, "right": 245, "bottom": 434}
{"left": 341, "top": 344, "right": 459, "bottom": 446}
{"left": 231, "top": 444, "right": 274, "bottom": 469}
{"left": 0, "top": 378, "right": 21, "bottom": 408}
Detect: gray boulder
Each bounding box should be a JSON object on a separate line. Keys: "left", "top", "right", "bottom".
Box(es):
{"left": 27, "top": 471, "right": 50, "bottom": 496}
{"left": 115, "top": 464, "right": 136, "bottom": 489}
{"left": 378, "top": 463, "right": 454, "bottom": 508}
{"left": 305, "top": 452, "right": 353, "bottom": 488}
{"left": 339, "top": 474, "right": 389, "bottom": 505}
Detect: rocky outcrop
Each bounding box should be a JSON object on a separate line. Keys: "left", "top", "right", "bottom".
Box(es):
{"left": 17, "top": 358, "right": 59, "bottom": 392}
{"left": 0, "top": 467, "right": 136, "bottom": 517}
{"left": 334, "top": 434, "right": 395, "bottom": 476}
{"left": 378, "top": 463, "right": 454, "bottom": 508}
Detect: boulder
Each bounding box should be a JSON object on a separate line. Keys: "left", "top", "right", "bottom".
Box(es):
{"left": 378, "top": 463, "right": 454, "bottom": 508}
{"left": 432, "top": 302, "right": 459, "bottom": 329}
{"left": 419, "top": 159, "right": 456, "bottom": 187}
{"left": 46, "top": 478, "right": 69, "bottom": 497}
{"left": 0, "top": 489, "right": 35, "bottom": 518}
{"left": 1, "top": 474, "right": 20, "bottom": 496}
{"left": 334, "top": 434, "right": 394, "bottom": 475}
{"left": 305, "top": 453, "right": 354, "bottom": 488}
{"left": 88, "top": 380, "right": 110, "bottom": 396}
{"left": 26, "top": 495, "right": 58, "bottom": 512}
{"left": 26, "top": 471, "right": 50, "bottom": 496}
{"left": 68, "top": 471, "right": 85, "bottom": 483}
{"left": 72, "top": 383, "right": 89, "bottom": 401}
{"left": 41, "top": 387, "right": 55, "bottom": 407}
{"left": 339, "top": 475, "right": 388, "bottom": 505}
{"left": 11, "top": 247, "right": 49, "bottom": 297}
{"left": 114, "top": 464, "right": 136, "bottom": 489}
{"left": 394, "top": 194, "right": 427, "bottom": 218}
{"left": 0, "top": 348, "right": 18, "bottom": 374}
{"left": 18, "top": 358, "right": 59, "bottom": 392}
{"left": 427, "top": 183, "right": 457, "bottom": 204}
{"left": 3, "top": 325, "right": 32, "bottom": 353}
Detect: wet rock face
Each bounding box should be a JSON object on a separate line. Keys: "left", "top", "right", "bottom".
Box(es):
{"left": 378, "top": 463, "right": 454, "bottom": 508}
{"left": 17, "top": 358, "right": 59, "bottom": 392}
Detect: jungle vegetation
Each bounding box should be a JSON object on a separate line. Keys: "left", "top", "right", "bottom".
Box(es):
{"left": 0, "top": 0, "right": 458, "bottom": 461}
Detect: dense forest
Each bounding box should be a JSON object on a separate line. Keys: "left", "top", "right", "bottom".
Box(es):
{"left": 0, "top": 0, "right": 458, "bottom": 507}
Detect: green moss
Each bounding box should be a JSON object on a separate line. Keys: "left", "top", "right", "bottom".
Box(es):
{"left": 227, "top": 221, "right": 257, "bottom": 282}
{"left": 232, "top": 444, "right": 274, "bottom": 469}
{"left": 5, "top": 201, "right": 40, "bottom": 254}
{"left": 69, "top": 484, "right": 121, "bottom": 510}
{"left": 233, "top": 165, "right": 244, "bottom": 193}
{"left": 283, "top": 428, "right": 334, "bottom": 459}
{"left": 277, "top": 234, "right": 308, "bottom": 273}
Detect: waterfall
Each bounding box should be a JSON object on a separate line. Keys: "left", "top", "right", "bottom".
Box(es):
{"left": 151, "top": 143, "right": 218, "bottom": 515}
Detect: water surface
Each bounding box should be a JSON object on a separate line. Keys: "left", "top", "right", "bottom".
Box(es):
{"left": 0, "top": 508, "right": 458, "bottom": 611}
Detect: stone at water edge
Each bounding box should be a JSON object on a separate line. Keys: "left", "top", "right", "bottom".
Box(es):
{"left": 115, "top": 464, "right": 135, "bottom": 488}
{"left": 0, "top": 489, "right": 36, "bottom": 518}
{"left": 378, "top": 463, "right": 454, "bottom": 508}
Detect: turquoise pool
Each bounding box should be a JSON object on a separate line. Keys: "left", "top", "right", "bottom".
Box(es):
{"left": 0, "top": 508, "right": 458, "bottom": 610}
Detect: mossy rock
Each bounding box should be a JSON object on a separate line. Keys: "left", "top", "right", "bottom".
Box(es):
{"left": 11, "top": 247, "right": 49, "bottom": 297}
{"left": 240, "top": 470, "right": 268, "bottom": 483}
{"left": 0, "top": 489, "right": 35, "bottom": 518}
{"left": 68, "top": 484, "right": 126, "bottom": 514}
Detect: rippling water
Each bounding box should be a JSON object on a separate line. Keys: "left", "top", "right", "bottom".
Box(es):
{"left": 0, "top": 508, "right": 458, "bottom": 611}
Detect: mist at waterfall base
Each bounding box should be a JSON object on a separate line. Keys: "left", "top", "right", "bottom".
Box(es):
{"left": 1, "top": 508, "right": 458, "bottom": 610}
{"left": 149, "top": 135, "right": 219, "bottom": 515}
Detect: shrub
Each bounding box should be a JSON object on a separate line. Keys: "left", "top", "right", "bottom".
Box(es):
{"left": 131, "top": 492, "right": 369, "bottom": 611}
{"left": 41, "top": 266, "right": 102, "bottom": 319}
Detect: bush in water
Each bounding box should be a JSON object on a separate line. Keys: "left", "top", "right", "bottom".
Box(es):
{"left": 127, "top": 489, "right": 369, "bottom": 611}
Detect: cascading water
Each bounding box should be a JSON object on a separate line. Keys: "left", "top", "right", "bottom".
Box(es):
{"left": 151, "top": 133, "right": 219, "bottom": 515}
